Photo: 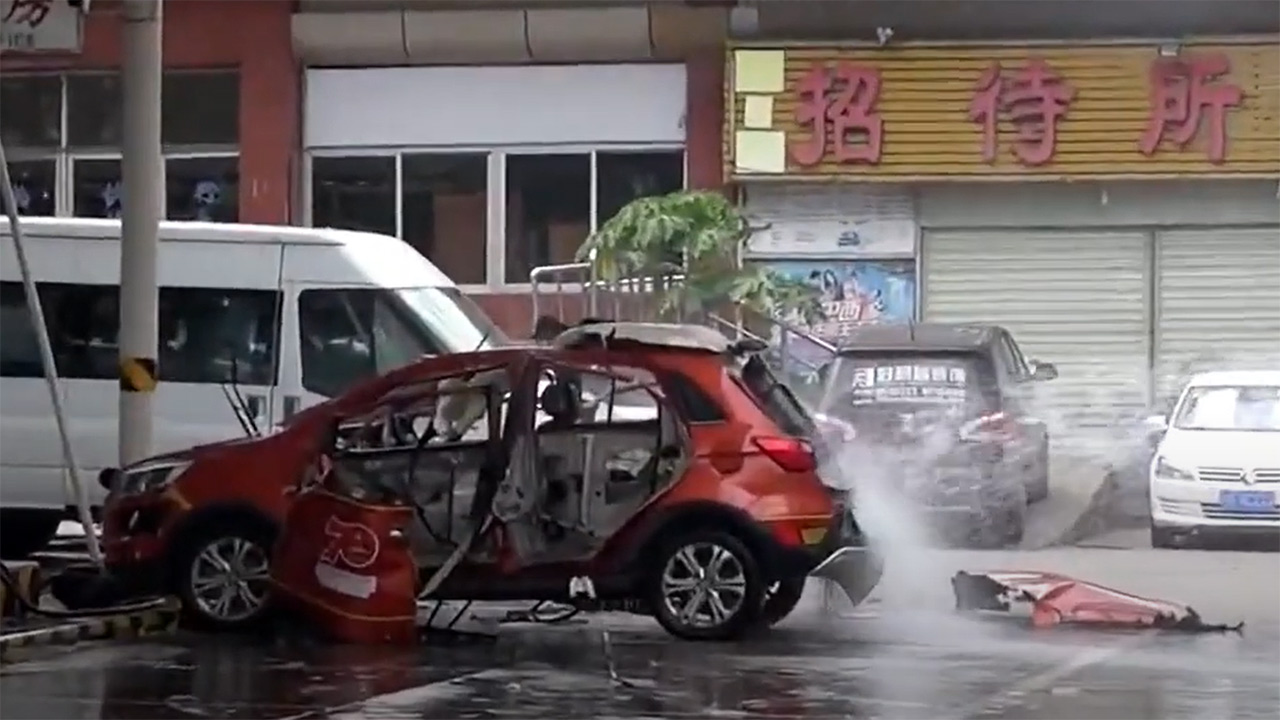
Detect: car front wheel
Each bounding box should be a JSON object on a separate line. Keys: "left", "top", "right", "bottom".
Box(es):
{"left": 171, "top": 522, "right": 275, "bottom": 631}
{"left": 648, "top": 530, "right": 766, "bottom": 641}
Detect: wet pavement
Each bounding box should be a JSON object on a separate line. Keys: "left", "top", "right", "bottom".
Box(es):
{"left": 4, "top": 546, "right": 1278, "bottom": 719}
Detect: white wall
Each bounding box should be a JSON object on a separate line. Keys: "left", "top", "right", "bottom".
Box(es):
{"left": 304, "top": 64, "right": 687, "bottom": 149}
{"left": 918, "top": 180, "right": 1280, "bottom": 228}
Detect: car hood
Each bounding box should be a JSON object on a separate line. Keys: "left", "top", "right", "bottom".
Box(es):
{"left": 1158, "top": 428, "right": 1280, "bottom": 468}
{"left": 122, "top": 434, "right": 271, "bottom": 470}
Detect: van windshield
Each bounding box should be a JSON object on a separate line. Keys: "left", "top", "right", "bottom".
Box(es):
{"left": 395, "top": 286, "right": 508, "bottom": 353}
{"left": 296, "top": 286, "right": 509, "bottom": 398}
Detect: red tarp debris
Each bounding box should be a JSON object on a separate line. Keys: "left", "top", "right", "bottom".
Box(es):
{"left": 951, "top": 570, "right": 1243, "bottom": 633}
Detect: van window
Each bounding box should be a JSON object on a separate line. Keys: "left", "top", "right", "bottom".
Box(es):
{"left": 0, "top": 283, "right": 45, "bottom": 377}
{"left": 158, "top": 288, "right": 281, "bottom": 385}
{"left": 0, "top": 281, "right": 280, "bottom": 385}
{"left": 298, "top": 288, "right": 444, "bottom": 398}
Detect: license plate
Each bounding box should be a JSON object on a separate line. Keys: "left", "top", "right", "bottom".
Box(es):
{"left": 1219, "top": 490, "right": 1276, "bottom": 512}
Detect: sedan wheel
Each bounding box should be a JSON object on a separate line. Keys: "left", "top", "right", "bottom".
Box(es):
{"left": 182, "top": 533, "right": 273, "bottom": 629}
{"left": 649, "top": 531, "right": 764, "bottom": 641}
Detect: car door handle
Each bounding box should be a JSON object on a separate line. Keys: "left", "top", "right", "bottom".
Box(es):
{"left": 283, "top": 395, "right": 301, "bottom": 420}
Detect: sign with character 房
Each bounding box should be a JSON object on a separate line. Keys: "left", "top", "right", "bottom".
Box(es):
{"left": 725, "top": 40, "right": 1280, "bottom": 181}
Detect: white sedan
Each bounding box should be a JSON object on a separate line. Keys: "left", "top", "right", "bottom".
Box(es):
{"left": 1147, "top": 369, "right": 1280, "bottom": 548}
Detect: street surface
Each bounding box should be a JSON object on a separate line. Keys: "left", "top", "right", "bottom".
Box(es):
{"left": 4, "top": 540, "right": 1277, "bottom": 719}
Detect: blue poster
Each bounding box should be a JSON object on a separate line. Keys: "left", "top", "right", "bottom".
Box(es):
{"left": 764, "top": 259, "right": 917, "bottom": 372}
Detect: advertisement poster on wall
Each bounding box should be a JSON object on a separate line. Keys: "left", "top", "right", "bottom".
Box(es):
{"left": 766, "top": 259, "right": 917, "bottom": 373}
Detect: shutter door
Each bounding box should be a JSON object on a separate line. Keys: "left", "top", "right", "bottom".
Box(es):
{"left": 1154, "top": 227, "right": 1280, "bottom": 402}
{"left": 922, "top": 229, "right": 1149, "bottom": 453}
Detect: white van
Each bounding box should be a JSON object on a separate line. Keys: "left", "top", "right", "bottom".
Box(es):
{"left": 0, "top": 217, "right": 507, "bottom": 557}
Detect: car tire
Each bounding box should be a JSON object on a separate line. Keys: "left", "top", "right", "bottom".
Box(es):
{"left": 760, "top": 577, "right": 807, "bottom": 627}
{"left": 169, "top": 517, "right": 277, "bottom": 632}
{"left": 647, "top": 529, "right": 766, "bottom": 641}
{"left": 1149, "top": 524, "right": 1179, "bottom": 549}
{"left": 0, "top": 509, "right": 63, "bottom": 560}
{"left": 1029, "top": 443, "right": 1051, "bottom": 503}
{"left": 970, "top": 503, "right": 1026, "bottom": 549}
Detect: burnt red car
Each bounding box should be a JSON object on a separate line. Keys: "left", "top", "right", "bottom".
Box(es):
{"left": 102, "top": 322, "right": 882, "bottom": 639}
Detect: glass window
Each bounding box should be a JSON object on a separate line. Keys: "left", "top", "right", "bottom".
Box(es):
{"left": 46, "top": 283, "right": 120, "bottom": 380}
{"left": 5, "top": 159, "right": 57, "bottom": 216}
{"left": 66, "top": 74, "right": 123, "bottom": 148}
{"left": 504, "top": 153, "right": 590, "bottom": 283}
{"left": 166, "top": 156, "right": 239, "bottom": 222}
{"left": 311, "top": 156, "right": 396, "bottom": 237}
{"left": 72, "top": 158, "right": 124, "bottom": 219}
{"left": 595, "top": 151, "right": 684, "bottom": 226}
{"left": 162, "top": 71, "right": 239, "bottom": 147}
{"left": 0, "top": 282, "right": 45, "bottom": 378}
{"left": 297, "top": 288, "right": 444, "bottom": 398}
{"left": 157, "top": 288, "right": 280, "bottom": 385}
{"left": 0, "top": 75, "right": 61, "bottom": 148}
{"left": 401, "top": 153, "right": 487, "bottom": 285}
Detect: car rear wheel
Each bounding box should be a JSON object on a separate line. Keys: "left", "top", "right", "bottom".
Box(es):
{"left": 969, "top": 504, "right": 1025, "bottom": 549}
{"left": 761, "top": 577, "right": 807, "bottom": 626}
{"left": 171, "top": 520, "right": 276, "bottom": 631}
{"left": 648, "top": 530, "right": 766, "bottom": 641}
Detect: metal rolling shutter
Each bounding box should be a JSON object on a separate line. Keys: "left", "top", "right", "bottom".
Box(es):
{"left": 922, "top": 229, "right": 1149, "bottom": 453}
{"left": 1154, "top": 227, "right": 1280, "bottom": 402}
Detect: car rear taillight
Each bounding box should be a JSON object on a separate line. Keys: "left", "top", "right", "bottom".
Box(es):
{"left": 959, "top": 412, "right": 1020, "bottom": 443}
{"left": 753, "top": 436, "right": 817, "bottom": 473}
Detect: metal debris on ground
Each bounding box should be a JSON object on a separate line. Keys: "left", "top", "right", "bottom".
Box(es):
{"left": 951, "top": 570, "right": 1244, "bottom": 633}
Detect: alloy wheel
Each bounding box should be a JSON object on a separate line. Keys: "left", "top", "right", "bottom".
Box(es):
{"left": 188, "top": 536, "right": 271, "bottom": 623}
{"left": 660, "top": 541, "right": 748, "bottom": 630}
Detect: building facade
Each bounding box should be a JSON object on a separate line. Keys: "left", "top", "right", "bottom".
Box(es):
{"left": 1, "top": 0, "right": 297, "bottom": 225}
{"left": 724, "top": 39, "right": 1280, "bottom": 437}
{"left": 291, "top": 2, "right": 727, "bottom": 333}
{"left": 2, "top": 1, "right": 729, "bottom": 337}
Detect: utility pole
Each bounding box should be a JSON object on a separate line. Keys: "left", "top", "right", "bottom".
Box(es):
{"left": 117, "top": 0, "right": 164, "bottom": 467}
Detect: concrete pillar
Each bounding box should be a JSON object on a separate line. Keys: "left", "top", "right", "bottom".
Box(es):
{"left": 117, "top": 0, "right": 164, "bottom": 467}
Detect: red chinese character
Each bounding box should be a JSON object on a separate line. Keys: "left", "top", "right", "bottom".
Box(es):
{"left": 790, "top": 62, "right": 884, "bottom": 167}
{"left": 968, "top": 58, "right": 1075, "bottom": 167}
{"left": 1139, "top": 53, "right": 1243, "bottom": 164}
{"left": 2, "top": 0, "right": 52, "bottom": 28}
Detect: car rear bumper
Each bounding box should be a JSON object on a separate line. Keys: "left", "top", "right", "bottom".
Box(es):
{"left": 809, "top": 543, "right": 883, "bottom": 608}
{"left": 764, "top": 509, "right": 883, "bottom": 609}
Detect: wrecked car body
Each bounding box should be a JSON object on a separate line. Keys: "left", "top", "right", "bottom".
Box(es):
{"left": 270, "top": 322, "right": 883, "bottom": 643}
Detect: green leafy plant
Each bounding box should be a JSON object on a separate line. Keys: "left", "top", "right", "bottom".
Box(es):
{"left": 576, "top": 190, "right": 824, "bottom": 324}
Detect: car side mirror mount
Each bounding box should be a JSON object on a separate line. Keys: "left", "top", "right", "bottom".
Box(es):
{"left": 1142, "top": 414, "right": 1169, "bottom": 445}
{"left": 1030, "top": 361, "right": 1058, "bottom": 381}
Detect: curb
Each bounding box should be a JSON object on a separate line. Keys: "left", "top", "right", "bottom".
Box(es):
{"left": 0, "top": 598, "right": 182, "bottom": 664}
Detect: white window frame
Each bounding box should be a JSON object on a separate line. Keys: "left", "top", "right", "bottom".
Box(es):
{"left": 3, "top": 71, "right": 239, "bottom": 221}
{"left": 66, "top": 150, "right": 240, "bottom": 220}
{"left": 302, "top": 143, "right": 687, "bottom": 292}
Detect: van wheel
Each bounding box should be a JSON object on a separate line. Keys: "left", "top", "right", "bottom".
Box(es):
{"left": 761, "top": 577, "right": 807, "bottom": 626}
{"left": 1150, "top": 524, "right": 1180, "bottom": 549}
{"left": 170, "top": 518, "right": 276, "bottom": 631}
{"left": 0, "top": 510, "right": 62, "bottom": 560}
{"left": 647, "top": 530, "right": 765, "bottom": 641}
